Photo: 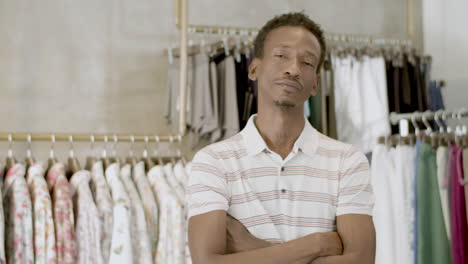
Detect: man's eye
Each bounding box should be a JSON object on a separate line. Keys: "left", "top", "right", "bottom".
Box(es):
{"left": 274, "top": 54, "right": 285, "bottom": 58}
{"left": 303, "top": 62, "right": 314, "bottom": 67}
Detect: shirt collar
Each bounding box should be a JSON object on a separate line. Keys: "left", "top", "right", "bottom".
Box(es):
{"left": 240, "top": 114, "right": 319, "bottom": 157}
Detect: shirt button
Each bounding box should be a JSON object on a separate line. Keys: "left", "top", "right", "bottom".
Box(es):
{"left": 281, "top": 189, "right": 287, "bottom": 193}
{"left": 281, "top": 167, "right": 285, "bottom": 172}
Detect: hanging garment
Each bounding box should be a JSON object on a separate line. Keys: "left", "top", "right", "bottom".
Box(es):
{"left": 371, "top": 144, "right": 397, "bottom": 264}
{"left": 428, "top": 80, "right": 445, "bottom": 112}
{"left": 394, "top": 145, "right": 417, "bottom": 263}
{"left": 436, "top": 146, "right": 452, "bottom": 241}
{"left": 120, "top": 164, "right": 152, "bottom": 264}
{"left": 132, "top": 161, "right": 159, "bottom": 259}
{"left": 413, "top": 140, "right": 421, "bottom": 264}
{"left": 46, "top": 163, "right": 77, "bottom": 264}
{"left": 173, "top": 161, "right": 192, "bottom": 264}
{"left": 450, "top": 146, "right": 468, "bottom": 264}
{"left": 0, "top": 165, "right": 4, "bottom": 264}
{"left": 332, "top": 55, "right": 390, "bottom": 153}
{"left": 70, "top": 170, "right": 104, "bottom": 264}
{"left": 3, "top": 163, "right": 34, "bottom": 264}
{"left": 162, "top": 163, "right": 186, "bottom": 263}
{"left": 26, "top": 162, "right": 57, "bottom": 264}
{"left": 220, "top": 56, "right": 240, "bottom": 140}
{"left": 148, "top": 165, "right": 185, "bottom": 264}
{"left": 416, "top": 143, "right": 451, "bottom": 264}
{"left": 105, "top": 163, "right": 133, "bottom": 263}
{"left": 464, "top": 148, "right": 468, "bottom": 223}
{"left": 89, "top": 161, "right": 113, "bottom": 263}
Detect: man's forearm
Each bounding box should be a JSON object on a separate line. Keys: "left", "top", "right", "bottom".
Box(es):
{"left": 196, "top": 234, "right": 321, "bottom": 264}
{"left": 311, "top": 252, "right": 374, "bottom": 264}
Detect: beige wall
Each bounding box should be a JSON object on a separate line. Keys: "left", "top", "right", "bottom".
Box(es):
{"left": 0, "top": 0, "right": 422, "bottom": 161}
{"left": 423, "top": 0, "right": 468, "bottom": 126}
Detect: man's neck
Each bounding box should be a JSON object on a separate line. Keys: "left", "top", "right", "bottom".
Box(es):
{"left": 255, "top": 107, "right": 305, "bottom": 160}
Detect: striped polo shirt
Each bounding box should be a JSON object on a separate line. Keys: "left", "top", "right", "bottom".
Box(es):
{"left": 187, "top": 114, "right": 374, "bottom": 243}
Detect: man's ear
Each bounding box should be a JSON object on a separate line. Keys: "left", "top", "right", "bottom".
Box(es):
{"left": 310, "top": 73, "right": 320, "bottom": 97}
{"left": 248, "top": 58, "right": 261, "bottom": 81}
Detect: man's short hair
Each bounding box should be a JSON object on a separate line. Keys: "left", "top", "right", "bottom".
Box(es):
{"left": 253, "top": 12, "right": 326, "bottom": 73}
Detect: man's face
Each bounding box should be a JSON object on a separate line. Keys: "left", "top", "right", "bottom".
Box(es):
{"left": 249, "top": 26, "right": 321, "bottom": 109}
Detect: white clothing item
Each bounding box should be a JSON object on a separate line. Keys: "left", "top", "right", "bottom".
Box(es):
{"left": 120, "top": 164, "right": 152, "bottom": 264}
{"left": 26, "top": 162, "right": 57, "bottom": 264}
{"left": 105, "top": 163, "right": 133, "bottom": 264}
{"left": 148, "top": 166, "right": 185, "bottom": 264}
{"left": 173, "top": 161, "right": 192, "bottom": 264}
{"left": 164, "top": 163, "right": 185, "bottom": 204}
{"left": 394, "top": 145, "right": 417, "bottom": 264}
{"left": 436, "top": 146, "right": 451, "bottom": 241}
{"left": 89, "top": 161, "right": 113, "bottom": 263}
{"left": 371, "top": 144, "right": 397, "bottom": 264}
{"left": 70, "top": 170, "right": 104, "bottom": 264}
{"left": 332, "top": 55, "right": 390, "bottom": 153}
{"left": 188, "top": 114, "right": 374, "bottom": 243}
{"left": 132, "top": 162, "right": 160, "bottom": 259}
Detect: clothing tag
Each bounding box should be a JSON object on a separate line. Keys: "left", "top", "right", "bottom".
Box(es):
{"left": 399, "top": 119, "right": 409, "bottom": 137}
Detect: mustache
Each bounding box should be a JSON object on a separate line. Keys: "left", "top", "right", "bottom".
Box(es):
{"left": 274, "top": 78, "right": 303, "bottom": 90}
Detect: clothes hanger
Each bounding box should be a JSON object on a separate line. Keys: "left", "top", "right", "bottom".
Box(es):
{"left": 67, "top": 135, "right": 81, "bottom": 179}
{"left": 100, "top": 135, "right": 113, "bottom": 170}
{"left": 421, "top": 111, "right": 434, "bottom": 146}
{"left": 125, "top": 135, "right": 137, "bottom": 167}
{"left": 151, "top": 135, "right": 165, "bottom": 166}
{"left": 4, "top": 134, "right": 16, "bottom": 175}
{"left": 24, "top": 134, "right": 36, "bottom": 170}
{"left": 85, "top": 135, "right": 97, "bottom": 171}
{"left": 176, "top": 135, "right": 187, "bottom": 166}
{"left": 109, "top": 134, "right": 121, "bottom": 164}
{"left": 47, "top": 134, "right": 58, "bottom": 172}
{"left": 411, "top": 111, "right": 423, "bottom": 141}
{"left": 141, "top": 136, "right": 154, "bottom": 172}
{"left": 169, "top": 136, "right": 177, "bottom": 165}
{"left": 433, "top": 110, "right": 446, "bottom": 147}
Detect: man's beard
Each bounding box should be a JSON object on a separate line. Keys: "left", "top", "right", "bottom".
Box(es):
{"left": 273, "top": 99, "right": 296, "bottom": 109}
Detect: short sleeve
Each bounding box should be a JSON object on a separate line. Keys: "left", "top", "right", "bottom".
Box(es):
{"left": 336, "top": 147, "right": 375, "bottom": 216}
{"left": 187, "top": 149, "right": 229, "bottom": 218}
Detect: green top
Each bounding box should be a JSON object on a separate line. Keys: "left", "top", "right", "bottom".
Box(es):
{"left": 417, "top": 143, "right": 451, "bottom": 264}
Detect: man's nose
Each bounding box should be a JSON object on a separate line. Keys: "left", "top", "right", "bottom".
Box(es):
{"left": 285, "top": 58, "right": 301, "bottom": 77}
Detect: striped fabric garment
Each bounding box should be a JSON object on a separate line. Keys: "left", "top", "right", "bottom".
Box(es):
{"left": 187, "top": 114, "right": 374, "bottom": 243}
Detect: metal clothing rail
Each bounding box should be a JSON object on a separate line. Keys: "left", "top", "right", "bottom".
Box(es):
{"left": 0, "top": 133, "right": 182, "bottom": 143}
{"left": 183, "top": 24, "right": 413, "bottom": 47}
{"left": 389, "top": 109, "right": 468, "bottom": 125}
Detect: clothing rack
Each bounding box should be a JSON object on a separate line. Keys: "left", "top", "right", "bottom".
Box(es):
{"left": 0, "top": 133, "right": 181, "bottom": 143}
{"left": 183, "top": 24, "right": 413, "bottom": 47}
{"left": 389, "top": 109, "right": 468, "bottom": 125}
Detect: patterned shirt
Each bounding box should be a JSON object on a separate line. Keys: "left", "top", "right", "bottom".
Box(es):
{"left": 70, "top": 170, "right": 104, "bottom": 264}
{"left": 47, "top": 163, "right": 77, "bottom": 264}
{"left": 90, "top": 161, "right": 113, "bottom": 263}
{"left": 26, "top": 162, "right": 57, "bottom": 264}
{"left": 173, "top": 161, "right": 192, "bottom": 264}
{"left": 187, "top": 114, "right": 375, "bottom": 243}
{"left": 132, "top": 162, "right": 159, "bottom": 259}
{"left": 120, "top": 164, "right": 152, "bottom": 264}
{"left": 0, "top": 165, "right": 5, "bottom": 264}
{"left": 105, "top": 163, "right": 133, "bottom": 264}
{"left": 148, "top": 166, "right": 185, "bottom": 264}
{"left": 3, "top": 163, "right": 34, "bottom": 264}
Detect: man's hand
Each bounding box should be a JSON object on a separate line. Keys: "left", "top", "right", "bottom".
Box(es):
{"left": 226, "top": 215, "right": 273, "bottom": 253}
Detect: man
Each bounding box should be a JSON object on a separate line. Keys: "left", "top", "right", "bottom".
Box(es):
{"left": 187, "top": 12, "right": 375, "bottom": 264}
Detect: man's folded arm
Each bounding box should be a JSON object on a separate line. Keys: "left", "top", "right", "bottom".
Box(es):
{"left": 189, "top": 210, "right": 327, "bottom": 264}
